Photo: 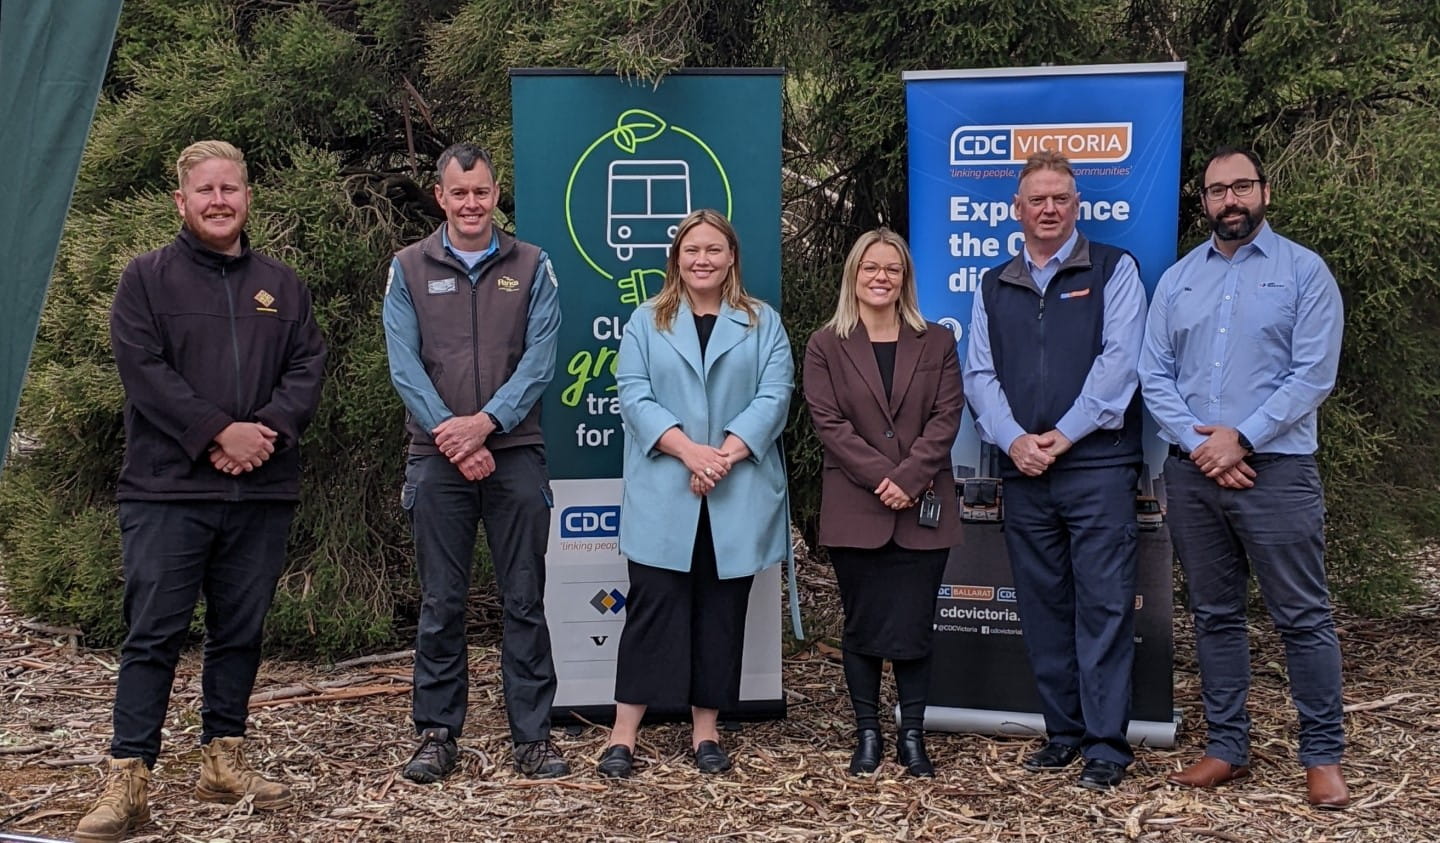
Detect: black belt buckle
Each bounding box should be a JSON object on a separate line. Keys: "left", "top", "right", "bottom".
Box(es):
{"left": 1168, "top": 444, "right": 1191, "bottom": 462}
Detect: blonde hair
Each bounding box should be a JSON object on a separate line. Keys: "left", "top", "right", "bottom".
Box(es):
{"left": 824, "top": 228, "right": 927, "bottom": 339}
{"left": 651, "top": 209, "right": 760, "bottom": 333}
{"left": 176, "top": 140, "right": 248, "bottom": 189}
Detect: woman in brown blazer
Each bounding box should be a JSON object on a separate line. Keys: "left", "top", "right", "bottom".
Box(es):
{"left": 804, "top": 228, "right": 963, "bottom": 777}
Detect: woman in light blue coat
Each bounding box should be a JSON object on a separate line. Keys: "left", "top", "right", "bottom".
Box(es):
{"left": 595, "top": 210, "right": 793, "bottom": 779}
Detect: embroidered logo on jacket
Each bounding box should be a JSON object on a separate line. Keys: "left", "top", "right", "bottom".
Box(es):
{"left": 497, "top": 276, "right": 520, "bottom": 293}
{"left": 253, "top": 290, "right": 277, "bottom": 313}
{"left": 1059, "top": 288, "right": 1091, "bottom": 300}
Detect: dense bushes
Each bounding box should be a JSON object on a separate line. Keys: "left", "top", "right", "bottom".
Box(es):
{"left": 3, "top": 0, "right": 1436, "bottom": 655}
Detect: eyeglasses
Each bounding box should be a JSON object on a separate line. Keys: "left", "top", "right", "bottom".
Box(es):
{"left": 859, "top": 262, "right": 904, "bottom": 278}
{"left": 1202, "top": 178, "right": 1263, "bottom": 201}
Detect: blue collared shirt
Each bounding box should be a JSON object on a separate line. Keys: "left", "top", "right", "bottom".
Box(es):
{"left": 382, "top": 226, "right": 561, "bottom": 433}
{"left": 1139, "top": 222, "right": 1342, "bottom": 454}
{"left": 963, "top": 229, "right": 1146, "bottom": 452}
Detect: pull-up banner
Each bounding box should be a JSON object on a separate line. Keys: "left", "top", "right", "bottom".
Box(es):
{"left": 510, "top": 70, "right": 786, "bottom": 723}
{"left": 903, "top": 63, "right": 1186, "bottom": 745}
{"left": 0, "top": 0, "right": 122, "bottom": 476}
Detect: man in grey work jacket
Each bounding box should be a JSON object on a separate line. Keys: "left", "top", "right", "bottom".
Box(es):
{"left": 383, "top": 142, "right": 565, "bottom": 782}
{"left": 962, "top": 151, "right": 1146, "bottom": 791}
{"left": 1141, "top": 146, "right": 1348, "bottom": 808}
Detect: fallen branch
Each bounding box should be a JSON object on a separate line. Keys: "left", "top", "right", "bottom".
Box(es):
{"left": 19, "top": 620, "right": 81, "bottom": 638}
{"left": 1342, "top": 692, "right": 1423, "bottom": 713}
{"left": 249, "top": 683, "right": 409, "bottom": 708}
{"left": 329, "top": 649, "right": 414, "bottom": 671}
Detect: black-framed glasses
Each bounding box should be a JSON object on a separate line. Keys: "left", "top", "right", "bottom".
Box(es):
{"left": 1203, "top": 178, "right": 1264, "bottom": 201}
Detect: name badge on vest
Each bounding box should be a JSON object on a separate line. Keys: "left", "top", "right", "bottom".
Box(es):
{"left": 1059, "top": 287, "right": 1091, "bottom": 300}
{"left": 427, "top": 277, "right": 457, "bottom": 295}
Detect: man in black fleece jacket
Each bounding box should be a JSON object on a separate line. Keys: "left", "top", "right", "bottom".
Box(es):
{"left": 76, "top": 140, "right": 325, "bottom": 843}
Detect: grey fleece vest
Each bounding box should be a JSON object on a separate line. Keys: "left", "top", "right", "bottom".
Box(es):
{"left": 395, "top": 226, "right": 544, "bottom": 454}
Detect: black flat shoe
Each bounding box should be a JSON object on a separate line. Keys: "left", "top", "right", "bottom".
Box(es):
{"left": 895, "top": 728, "right": 934, "bottom": 778}
{"left": 596, "top": 744, "right": 634, "bottom": 779}
{"left": 1023, "top": 741, "right": 1080, "bottom": 772}
{"left": 1078, "top": 758, "right": 1126, "bottom": 790}
{"left": 848, "top": 728, "right": 883, "bottom": 775}
{"left": 693, "top": 740, "right": 732, "bottom": 774}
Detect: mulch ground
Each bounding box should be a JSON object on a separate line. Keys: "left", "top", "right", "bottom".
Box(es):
{"left": 3, "top": 549, "right": 1440, "bottom": 842}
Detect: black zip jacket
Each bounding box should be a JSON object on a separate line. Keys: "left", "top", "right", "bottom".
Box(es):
{"left": 109, "top": 228, "right": 326, "bottom": 501}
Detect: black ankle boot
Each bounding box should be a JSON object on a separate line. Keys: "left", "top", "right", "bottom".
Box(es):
{"left": 848, "top": 728, "right": 883, "bottom": 775}
{"left": 896, "top": 728, "right": 934, "bottom": 777}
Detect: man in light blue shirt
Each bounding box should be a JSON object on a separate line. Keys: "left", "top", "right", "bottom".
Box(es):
{"left": 963, "top": 151, "right": 1146, "bottom": 790}
{"left": 1140, "top": 146, "right": 1348, "bottom": 808}
{"left": 383, "top": 143, "right": 566, "bottom": 783}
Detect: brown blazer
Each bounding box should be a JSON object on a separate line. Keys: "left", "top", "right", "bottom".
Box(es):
{"left": 804, "top": 320, "right": 964, "bottom": 550}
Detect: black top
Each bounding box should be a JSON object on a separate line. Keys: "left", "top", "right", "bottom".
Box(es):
{"left": 872, "top": 340, "right": 897, "bottom": 399}
{"left": 695, "top": 313, "right": 719, "bottom": 358}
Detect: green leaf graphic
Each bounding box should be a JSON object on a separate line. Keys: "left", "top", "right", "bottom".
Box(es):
{"left": 612, "top": 109, "right": 667, "bottom": 152}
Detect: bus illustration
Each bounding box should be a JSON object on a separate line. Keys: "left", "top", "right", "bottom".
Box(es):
{"left": 960, "top": 477, "right": 1003, "bottom": 523}
{"left": 607, "top": 160, "right": 692, "bottom": 261}
{"left": 1136, "top": 495, "right": 1163, "bottom": 531}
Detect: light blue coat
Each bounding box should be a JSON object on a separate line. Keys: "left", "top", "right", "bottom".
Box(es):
{"left": 617, "top": 298, "right": 794, "bottom": 579}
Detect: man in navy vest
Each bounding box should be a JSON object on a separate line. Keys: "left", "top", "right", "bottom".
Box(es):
{"left": 963, "top": 151, "right": 1146, "bottom": 790}
{"left": 383, "top": 143, "right": 567, "bottom": 781}
{"left": 1141, "top": 147, "right": 1347, "bottom": 808}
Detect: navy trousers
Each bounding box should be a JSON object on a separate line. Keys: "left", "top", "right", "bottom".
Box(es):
{"left": 403, "top": 446, "right": 556, "bottom": 744}
{"left": 1165, "top": 453, "right": 1344, "bottom": 768}
{"left": 1003, "top": 463, "right": 1139, "bottom": 766}
{"left": 111, "top": 500, "right": 294, "bottom": 766}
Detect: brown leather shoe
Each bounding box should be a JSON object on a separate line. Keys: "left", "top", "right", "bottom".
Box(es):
{"left": 1166, "top": 755, "right": 1251, "bottom": 788}
{"left": 1306, "top": 764, "right": 1350, "bottom": 809}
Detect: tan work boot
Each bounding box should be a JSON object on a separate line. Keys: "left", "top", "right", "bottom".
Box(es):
{"left": 74, "top": 756, "right": 150, "bottom": 843}
{"left": 195, "top": 736, "right": 293, "bottom": 809}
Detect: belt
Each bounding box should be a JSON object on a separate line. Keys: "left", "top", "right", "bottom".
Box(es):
{"left": 1169, "top": 444, "right": 1288, "bottom": 464}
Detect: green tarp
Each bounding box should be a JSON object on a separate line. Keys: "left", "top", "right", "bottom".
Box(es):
{"left": 0, "top": 0, "right": 122, "bottom": 475}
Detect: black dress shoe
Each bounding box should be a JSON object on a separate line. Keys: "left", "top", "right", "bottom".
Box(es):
{"left": 693, "top": 740, "right": 732, "bottom": 773}
{"left": 848, "top": 729, "right": 883, "bottom": 775}
{"left": 1078, "top": 758, "right": 1126, "bottom": 790}
{"left": 596, "top": 744, "right": 633, "bottom": 779}
{"left": 895, "top": 728, "right": 934, "bottom": 778}
{"left": 1022, "top": 741, "right": 1080, "bottom": 772}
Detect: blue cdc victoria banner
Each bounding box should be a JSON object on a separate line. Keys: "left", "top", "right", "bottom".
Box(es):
{"left": 903, "top": 63, "right": 1186, "bottom": 744}
{"left": 510, "top": 70, "right": 786, "bottom": 722}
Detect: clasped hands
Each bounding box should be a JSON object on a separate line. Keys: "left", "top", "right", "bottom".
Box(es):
{"left": 209, "top": 422, "right": 278, "bottom": 475}
{"left": 1190, "top": 424, "right": 1256, "bottom": 490}
{"left": 875, "top": 477, "right": 914, "bottom": 510}
{"left": 685, "top": 435, "right": 751, "bottom": 497}
{"left": 433, "top": 412, "right": 499, "bottom": 481}
{"left": 1007, "top": 429, "right": 1074, "bottom": 477}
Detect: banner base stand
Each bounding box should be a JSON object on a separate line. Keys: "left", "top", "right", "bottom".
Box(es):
{"left": 552, "top": 698, "right": 787, "bottom": 728}
{"left": 921, "top": 706, "right": 1180, "bottom": 748}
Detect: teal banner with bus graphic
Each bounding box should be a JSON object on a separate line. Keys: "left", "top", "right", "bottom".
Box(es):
{"left": 511, "top": 70, "right": 785, "bottom": 721}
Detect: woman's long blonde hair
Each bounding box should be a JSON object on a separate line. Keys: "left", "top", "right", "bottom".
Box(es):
{"left": 651, "top": 209, "right": 761, "bottom": 332}
{"left": 824, "top": 228, "right": 928, "bottom": 339}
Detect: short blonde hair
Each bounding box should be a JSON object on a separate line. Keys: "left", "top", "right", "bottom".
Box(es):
{"left": 824, "top": 229, "right": 927, "bottom": 339}
{"left": 176, "top": 140, "right": 248, "bottom": 189}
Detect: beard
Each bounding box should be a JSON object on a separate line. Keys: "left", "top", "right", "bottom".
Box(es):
{"left": 1208, "top": 203, "right": 1266, "bottom": 241}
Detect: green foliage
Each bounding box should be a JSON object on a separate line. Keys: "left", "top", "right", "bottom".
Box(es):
{"left": 5, "top": 0, "right": 1437, "bottom": 655}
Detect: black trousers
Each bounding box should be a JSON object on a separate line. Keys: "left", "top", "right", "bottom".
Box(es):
{"left": 614, "top": 505, "right": 754, "bottom": 711}
{"left": 111, "top": 500, "right": 294, "bottom": 767}
{"left": 404, "top": 447, "right": 556, "bottom": 743}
